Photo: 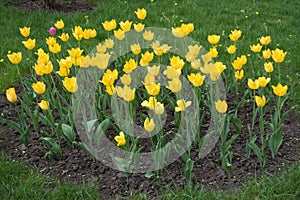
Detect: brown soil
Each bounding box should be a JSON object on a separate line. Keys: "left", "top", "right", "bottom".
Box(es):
{"left": 6, "top": 0, "right": 97, "bottom": 13}
{"left": 1, "top": 92, "right": 300, "bottom": 199}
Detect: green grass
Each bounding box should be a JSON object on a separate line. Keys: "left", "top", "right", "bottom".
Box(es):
{"left": 0, "top": 0, "right": 299, "bottom": 199}
{"left": 1, "top": 0, "right": 299, "bottom": 105}
{"left": 0, "top": 153, "right": 99, "bottom": 200}
{"left": 1, "top": 152, "right": 299, "bottom": 199}
{"left": 158, "top": 164, "right": 300, "bottom": 200}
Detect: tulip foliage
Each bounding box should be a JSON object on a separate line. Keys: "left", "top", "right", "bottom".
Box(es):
{"left": 2, "top": 8, "right": 292, "bottom": 181}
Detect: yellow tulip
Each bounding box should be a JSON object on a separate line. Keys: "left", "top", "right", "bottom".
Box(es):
{"left": 271, "top": 48, "right": 287, "bottom": 63}
{"left": 264, "top": 62, "right": 274, "bottom": 73}
{"left": 154, "top": 102, "right": 165, "bottom": 115}
{"left": 32, "top": 81, "right": 46, "bottom": 94}
{"left": 114, "top": 131, "right": 126, "bottom": 146}
{"left": 201, "top": 62, "right": 224, "bottom": 81}
{"left": 215, "top": 62, "right": 226, "bottom": 73}
{"left": 143, "top": 73, "right": 155, "bottom": 85}
{"left": 262, "top": 49, "right": 271, "bottom": 59}
{"left": 234, "top": 70, "right": 244, "bottom": 81}
{"left": 175, "top": 99, "right": 192, "bottom": 112}
{"left": 134, "top": 23, "right": 145, "bottom": 32}
{"left": 163, "top": 66, "right": 181, "bottom": 79}
{"left": 191, "top": 59, "right": 201, "bottom": 69}
{"left": 140, "top": 51, "right": 154, "bottom": 66}
{"left": 272, "top": 84, "right": 288, "bottom": 97}
{"left": 42, "top": 61, "right": 53, "bottom": 74}
{"left": 68, "top": 47, "right": 83, "bottom": 59}
{"left": 68, "top": 47, "right": 84, "bottom": 66}
{"left": 38, "top": 100, "right": 49, "bottom": 111}
{"left": 62, "top": 77, "right": 78, "bottom": 93}
{"left": 201, "top": 53, "right": 212, "bottom": 65}
{"left": 170, "top": 56, "right": 185, "bottom": 70}
{"left": 187, "top": 44, "right": 201, "bottom": 57}
{"left": 258, "top": 77, "right": 271, "bottom": 87}
{"left": 166, "top": 78, "right": 182, "bottom": 93}
{"left": 58, "top": 33, "right": 69, "bottom": 42}
{"left": 96, "top": 44, "right": 106, "bottom": 53}
{"left": 259, "top": 36, "right": 271, "bottom": 45}
{"left": 255, "top": 95, "right": 266, "bottom": 107}
{"left": 141, "top": 96, "right": 158, "bottom": 110}
{"left": 152, "top": 41, "right": 164, "bottom": 56}
{"left": 56, "top": 66, "right": 70, "bottom": 77}
{"left": 172, "top": 27, "right": 185, "bottom": 38}
{"left": 144, "top": 117, "right": 155, "bottom": 132}
{"left": 48, "top": 43, "right": 61, "bottom": 54}
{"left": 229, "top": 29, "right": 242, "bottom": 41}
{"left": 231, "top": 55, "right": 247, "bottom": 70}
{"left": 46, "top": 37, "right": 57, "bottom": 46}
{"left": 90, "top": 29, "right": 97, "bottom": 38}
{"left": 187, "top": 73, "right": 205, "bottom": 87}
{"left": 7, "top": 52, "right": 22, "bottom": 64}
{"left": 120, "top": 74, "right": 132, "bottom": 85}
{"left": 143, "top": 30, "right": 154, "bottom": 41}
{"left": 135, "top": 8, "right": 147, "bottom": 20}
{"left": 22, "top": 38, "right": 36, "bottom": 50}
{"left": 250, "top": 43, "right": 262, "bottom": 53}
{"left": 36, "top": 48, "right": 49, "bottom": 64}
{"left": 130, "top": 44, "right": 141, "bottom": 55}
{"left": 72, "top": 26, "right": 83, "bottom": 41}
{"left": 102, "top": 19, "right": 117, "bottom": 31}
{"left": 58, "top": 57, "right": 73, "bottom": 69}
{"left": 6, "top": 87, "right": 17, "bottom": 103}
{"left": 92, "top": 53, "right": 110, "bottom": 69}
{"left": 209, "top": 47, "right": 218, "bottom": 58}
{"left": 123, "top": 58, "right": 137, "bottom": 73}
{"left": 19, "top": 26, "right": 30, "bottom": 37}
{"left": 247, "top": 78, "right": 260, "bottom": 90}
{"left": 145, "top": 83, "right": 161, "bottom": 96}
{"left": 54, "top": 19, "right": 64, "bottom": 29}
{"left": 83, "top": 29, "right": 92, "bottom": 40}
{"left": 119, "top": 20, "right": 132, "bottom": 32}
{"left": 226, "top": 45, "right": 237, "bottom": 54}
{"left": 104, "top": 39, "right": 114, "bottom": 48}
{"left": 105, "top": 85, "right": 116, "bottom": 96}
{"left": 215, "top": 100, "right": 228, "bottom": 113}
{"left": 33, "top": 63, "right": 45, "bottom": 76}
{"left": 180, "top": 23, "right": 194, "bottom": 35}
{"left": 100, "top": 69, "right": 118, "bottom": 86}
{"left": 114, "top": 29, "right": 125, "bottom": 40}
{"left": 147, "top": 65, "right": 160, "bottom": 76}
{"left": 116, "top": 85, "right": 135, "bottom": 102}
{"left": 207, "top": 34, "right": 220, "bottom": 45}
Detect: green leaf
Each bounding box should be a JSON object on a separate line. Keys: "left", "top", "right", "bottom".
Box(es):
{"left": 268, "top": 131, "right": 283, "bottom": 158}
{"left": 41, "top": 137, "right": 62, "bottom": 159}
{"left": 61, "top": 123, "right": 76, "bottom": 144}
{"left": 145, "top": 172, "right": 156, "bottom": 179}
{"left": 230, "top": 117, "right": 242, "bottom": 134}
{"left": 111, "top": 156, "right": 131, "bottom": 173}
{"left": 1, "top": 118, "right": 24, "bottom": 135}
{"left": 184, "top": 158, "right": 194, "bottom": 182}
{"left": 248, "top": 136, "right": 263, "bottom": 163}
{"left": 72, "top": 141, "right": 95, "bottom": 158}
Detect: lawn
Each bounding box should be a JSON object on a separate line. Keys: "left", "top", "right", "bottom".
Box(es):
{"left": 0, "top": 0, "right": 299, "bottom": 199}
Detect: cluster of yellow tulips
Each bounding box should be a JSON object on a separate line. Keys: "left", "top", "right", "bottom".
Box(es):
{"left": 3, "top": 7, "right": 290, "bottom": 177}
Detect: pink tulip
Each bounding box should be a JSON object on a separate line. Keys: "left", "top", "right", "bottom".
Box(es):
{"left": 48, "top": 27, "right": 56, "bottom": 36}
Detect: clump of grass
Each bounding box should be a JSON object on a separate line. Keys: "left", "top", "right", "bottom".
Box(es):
{"left": 0, "top": 153, "right": 100, "bottom": 200}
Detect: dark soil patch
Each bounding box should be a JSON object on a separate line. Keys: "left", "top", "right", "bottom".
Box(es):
{"left": 6, "top": 0, "right": 97, "bottom": 13}
{"left": 1, "top": 91, "right": 300, "bottom": 199}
